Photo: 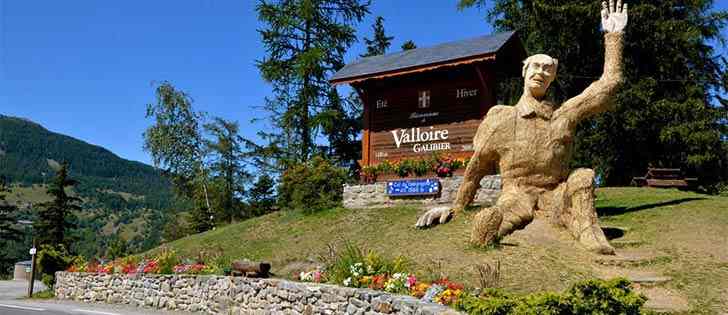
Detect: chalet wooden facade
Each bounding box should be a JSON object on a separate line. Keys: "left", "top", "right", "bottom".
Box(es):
{"left": 330, "top": 31, "right": 526, "bottom": 175}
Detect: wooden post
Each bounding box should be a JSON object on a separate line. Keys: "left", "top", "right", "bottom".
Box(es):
{"left": 27, "top": 239, "right": 37, "bottom": 298}
{"left": 354, "top": 85, "right": 371, "bottom": 168}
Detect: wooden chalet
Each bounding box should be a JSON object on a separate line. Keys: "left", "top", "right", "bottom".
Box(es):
{"left": 330, "top": 31, "right": 526, "bottom": 174}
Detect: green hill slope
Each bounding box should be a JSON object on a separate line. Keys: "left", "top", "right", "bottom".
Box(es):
{"left": 0, "top": 114, "right": 176, "bottom": 259}
{"left": 0, "top": 114, "right": 173, "bottom": 210}
{"left": 157, "top": 187, "right": 728, "bottom": 313}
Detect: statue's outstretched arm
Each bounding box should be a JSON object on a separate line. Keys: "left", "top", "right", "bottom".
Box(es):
{"left": 415, "top": 107, "right": 502, "bottom": 228}
{"left": 555, "top": 0, "right": 627, "bottom": 122}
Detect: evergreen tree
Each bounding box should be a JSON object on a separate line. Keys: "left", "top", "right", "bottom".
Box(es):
{"left": 247, "top": 174, "right": 277, "bottom": 216}
{"left": 35, "top": 163, "right": 81, "bottom": 248}
{"left": 0, "top": 177, "right": 21, "bottom": 274}
{"left": 401, "top": 40, "right": 417, "bottom": 51}
{"left": 0, "top": 177, "right": 19, "bottom": 243}
{"left": 459, "top": 0, "right": 728, "bottom": 187}
{"left": 361, "top": 16, "right": 394, "bottom": 58}
{"left": 254, "top": 0, "right": 370, "bottom": 172}
{"left": 330, "top": 15, "right": 393, "bottom": 174}
{"left": 189, "top": 205, "right": 215, "bottom": 233}
{"left": 204, "top": 118, "right": 249, "bottom": 222}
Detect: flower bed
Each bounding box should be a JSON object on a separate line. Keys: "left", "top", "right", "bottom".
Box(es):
{"left": 65, "top": 249, "right": 224, "bottom": 276}
{"left": 296, "top": 243, "right": 466, "bottom": 307}
{"left": 360, "top": 154, "right": 470, "bottom": 183}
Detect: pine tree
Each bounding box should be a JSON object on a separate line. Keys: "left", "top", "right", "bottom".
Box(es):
{"left": 459, "top": 0, "right": 728, "bottom": 187}
{"left": 247, "top": 174, "right": 277, "bottom": 217}
{"left": 0, "top": 176, "right": 21, "bottom": 273}
{"left": 401, "top": 40, "right": 417, "bottom": 51}
{"left": 204, "top": 118, "right": 249, "bottom": 222}
{"left": 0, "top": 177, "right": 19, "bottom": 243}
{"left": 35, "top": 163, "right": 81, "bottom": 248}
{"left": 361, "top": 16, "right": 394, "bottom": 58}
{"left": 189, "top": 205, "right": 215, "bottom": 233}
{"left": 254, "top": 0, "right": 370, "bottom": 172}
{"left": 329, "top": 15, "right": 394, "bottom": 174}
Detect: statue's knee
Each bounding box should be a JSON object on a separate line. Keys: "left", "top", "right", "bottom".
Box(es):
{"left": 567, "top": 168, "right": 595, "bottom": 192}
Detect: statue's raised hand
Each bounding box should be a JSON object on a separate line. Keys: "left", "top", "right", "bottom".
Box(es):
{"left": 415, "top": 206, "right": 452, "bottom": 228}
{"left": 601, "top": 0, "right": 628, "bottom": 33}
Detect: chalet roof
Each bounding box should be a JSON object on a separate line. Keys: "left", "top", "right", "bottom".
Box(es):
{"left": 330, "top": 31, "right": 519, "bottom": 85}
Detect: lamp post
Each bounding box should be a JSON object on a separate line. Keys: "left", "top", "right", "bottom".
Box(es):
{"left": 16, "top": 220, "right": 36, "bottom": 298}
{"left": 27, "top": 239, "right": 37, "bottom": 298}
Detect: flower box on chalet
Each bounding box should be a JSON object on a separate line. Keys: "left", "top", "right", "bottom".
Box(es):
{"left": 330, "top": 31, "right": 526, "bottom": 181}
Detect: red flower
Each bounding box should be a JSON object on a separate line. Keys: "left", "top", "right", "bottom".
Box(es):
{"left": 122, "top": 263, "right": 136, "bottom": 274}
{"left": 370, "top": 275, "right": 387, "bottom": 290}
{"left": 143, "top": 261, "right": 159, "bottom": 273}
{"left": 433, "top": 278, "right": 464, "bottom": 291}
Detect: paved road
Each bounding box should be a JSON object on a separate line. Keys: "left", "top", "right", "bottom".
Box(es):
{"left": 0, "top": 281, "right": 190, "bottom": 315}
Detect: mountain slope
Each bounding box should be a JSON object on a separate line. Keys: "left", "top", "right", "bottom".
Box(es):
{"left": 0, "top": 114, "right": 177, "bottom": 260}
{"left": 0, "top": 114, "right": 173, "bottom": 210}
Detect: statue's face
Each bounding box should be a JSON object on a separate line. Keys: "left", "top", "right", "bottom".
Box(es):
{"left": 522, "top": 54, "right": 558, "bottom": 98}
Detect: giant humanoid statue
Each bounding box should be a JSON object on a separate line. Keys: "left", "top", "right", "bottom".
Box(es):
{"left": 416, "top": 0, "right": 628, "bottom": 255}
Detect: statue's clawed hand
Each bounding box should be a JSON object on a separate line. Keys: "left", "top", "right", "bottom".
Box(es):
{"left": 415, "top": 206, "right": 453, "bottom": 228}
{"left": 601, "top": 0, "right": 628, "bottom": 33}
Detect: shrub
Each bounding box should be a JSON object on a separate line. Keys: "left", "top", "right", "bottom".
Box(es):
{"left": 566, "top": 278, "right": 645, "bottom": 314}
{"left": 322, "top": 242, "right": 410, "bottom": 288}
{"left": 37, "top": 245, "right": 73, "bottom": 288}
{"left": 278, "top": 156, "right": 349, "bottom": 213}
{"left": 154, "top": 248, "right": 180, "bottom": 274}
{"left": 455, "top": 278, "right": 646, "bottom": 315}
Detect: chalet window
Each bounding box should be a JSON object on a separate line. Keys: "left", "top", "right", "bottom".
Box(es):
{"left": 418, "top": 90, "right": 431, "bottom": 108}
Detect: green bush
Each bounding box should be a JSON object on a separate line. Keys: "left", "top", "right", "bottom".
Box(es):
{"left": 153, "top": 248, "right": 180, "bottom": 274}
{"left": 36, "top": 245, "right": 73, "bottom": 288}
{"left": 455, "top": 278, "right": 646, "bottom": 315}
{"left": 278, "top": 156, "right": 348, "bottom": 213}
{"left": 322, "top": 242, "right": 410, "bottom": 287}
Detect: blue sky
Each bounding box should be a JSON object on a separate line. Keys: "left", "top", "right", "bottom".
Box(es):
{"left": 1, "top": 1, "right": 727, "bottom": 165}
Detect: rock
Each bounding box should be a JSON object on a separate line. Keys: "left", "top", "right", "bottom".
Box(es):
{"left": 628, "top": 276, "right": 672, "bottom": 286}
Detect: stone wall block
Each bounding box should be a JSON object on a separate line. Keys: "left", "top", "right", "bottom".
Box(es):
{"left": 344, "top": 175, "right": 501, "bottom": 209}
{"left": 54, "top": 272, "right": 463, "bottom": 314}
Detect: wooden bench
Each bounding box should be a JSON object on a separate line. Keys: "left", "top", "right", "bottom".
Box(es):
{"left": 631, "top": 168, "right": 698, "bottom": 189}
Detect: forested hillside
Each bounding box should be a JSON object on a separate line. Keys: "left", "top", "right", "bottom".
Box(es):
{"left": 0, "top": 114, "right": 176, "bottom": 260}
{"left": 0, "top": 115, "right": 172, "bottom": 210}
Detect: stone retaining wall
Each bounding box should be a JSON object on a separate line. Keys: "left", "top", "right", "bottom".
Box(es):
{"left": 55, "top": 272, "right": 461, "bottom": 315}
{"left": 344, "top": 175, "right": 501, "bottom": 209}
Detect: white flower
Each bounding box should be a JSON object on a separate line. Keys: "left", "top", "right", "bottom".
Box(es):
{"left": 367, "top": 264, "right": 374, "bottom": 274}
{"left": 343, "top": 277, "right": 352, "bottom": 287}
{"left": 385, "top": 282, "right": 396, "bottom": 292}
{"left": 299, "top": 271, "right": 313, "bottom": 282}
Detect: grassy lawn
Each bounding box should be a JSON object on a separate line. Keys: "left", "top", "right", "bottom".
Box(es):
{"left": 158, "top": 187, "right": 728, "bottom": 314}
{"left": 597, "top": 188, "right": 728, "bottom": 314}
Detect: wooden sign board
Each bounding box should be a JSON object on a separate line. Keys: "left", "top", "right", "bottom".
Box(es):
{"left": 363, "top": 65, "right": 494, "bottom": 165}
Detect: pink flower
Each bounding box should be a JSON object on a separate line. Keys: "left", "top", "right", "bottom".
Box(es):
{"left": 313, "top": 271, "right": 322, "bottom": 283}
{"left": 406, "top": 275, "right": 417, "bottom": 288}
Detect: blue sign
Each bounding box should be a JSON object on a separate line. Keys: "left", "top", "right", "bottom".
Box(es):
{"left": 387, "top": 179, "right": 440, "bottom": 196}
